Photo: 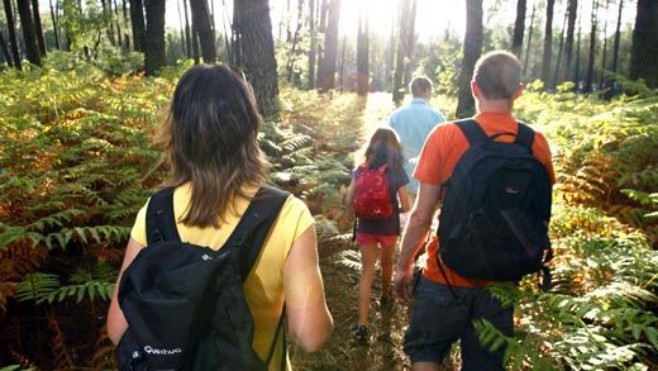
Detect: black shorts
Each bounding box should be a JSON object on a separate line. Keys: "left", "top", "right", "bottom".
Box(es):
{"left": 403, "top": 277, "right": 514, "bottom": 370}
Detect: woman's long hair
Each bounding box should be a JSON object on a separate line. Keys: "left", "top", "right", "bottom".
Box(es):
{"left": 364, "top": 128, "right": 404, "bottom": 173}
{"left": 157, "top": 64, "right": 269, "bottom": 227}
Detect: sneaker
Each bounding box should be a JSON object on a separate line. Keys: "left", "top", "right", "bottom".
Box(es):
{"left": 353, "top": 325, "right": 369, "bottom": 345}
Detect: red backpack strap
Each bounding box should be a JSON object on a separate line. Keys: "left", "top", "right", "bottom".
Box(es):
{"left": 377, "top": 163, "right": 389, "bottom": 172}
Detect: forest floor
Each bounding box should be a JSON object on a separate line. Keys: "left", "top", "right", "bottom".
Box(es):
{"left": 288, "top": 93, "right": 456, "bottom": 371}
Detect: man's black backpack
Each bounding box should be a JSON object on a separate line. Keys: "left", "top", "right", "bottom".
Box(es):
{"left": 116, "top": 186, "right": 289, "bottom": 370}
{"left": 437, "top": 119, "right": 553, "bottom": 288}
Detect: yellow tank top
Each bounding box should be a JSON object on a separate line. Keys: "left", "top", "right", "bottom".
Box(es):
{"left": 130, "top": 183, "right": 314, "bottom": 370}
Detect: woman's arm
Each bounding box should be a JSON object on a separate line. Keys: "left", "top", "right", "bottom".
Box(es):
{"left": 398, "top": 185, "right": 410, "bottom": 213}
{"left": 106, "top": 238, "right": 144, "bottom": 344}
{"left": 344, "top": 176, "right": 356, "bottom": 208}
{"left": 284, "top": 224, "right": 333, "bottom": 352}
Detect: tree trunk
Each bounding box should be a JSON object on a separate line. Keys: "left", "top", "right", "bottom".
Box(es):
{"left": 102, "top": 0, "right": 117, "bottom": 46}
{"left": 30, "top": 0, "right": 47, "bottom": 55}
{"left": 3, "top": 0, "right": 21, "bottom": 68}
{"left": 307, "top": 0, "right": 317, "bottom": 89}
{"left": 0, "top": 31, "right": 13, "bottom": 67}
{"left": 630, "top": 0, "right": 658, "bottom": 87}
{"left": 16, "top": 0, "right": 42, "bottom": 66}
{"left": 190, "top": 0, "right": 216, "bottom": 62}
{"left": 402, "top": 0, "right": 417, "bottom": 88}
{"left": 176, "top": 0, "right": 188, "bottom": 56}
{"left": 511, "top": 0, "right": 526, "bottom": 57}
{"left": 144, "top": 0, "right": 166, "bottom": 75}
{"left": 611, "top": 0, "right": 623, "bottom": 73}
{"left": 584, "top": 0, "right": 597, "bottom": 93}
{"left": 563, "top": 0, "right": 577, "bottom": 81}
{"left": 286, "top": 0, "right": 304, "bottom": 83}
{"left": 541, "top": 0, "right": 555, "bottom": 87}
{"left": 122, "top": 0, "right": 131, "bottom": 49}
{"left": 317, "top": 0, "right": 340, "bottom": 91}
{"left": 552, "top": 9, "right": 568, "bottom": 88}
{"left": 600, "top": 0, "right": 610, "bottom": 86}
{"left": 129, "top": 0, "right": 146, "bottom": 52}
{"left": 574, "top": 1, "right": 582, "bottom": 84}
{"left": 192, "top": 28, "right": 200, "bottom": 64}
{"left": 49, "top": 0, "right": 61, "bottom": 49}
{"left": 522, "top": 1, "right": 535, "bottom": 76}
{"left": 233, "top": 0, "right": 279, "bottom": 117}
{"left": 392, "top": 0, "right": 411, "bottom": 103}
{"left": 356, "top": 9, "right": 369, "bottom": 96}
{"left": 456, "top": 0, "right": 483, "bottom": 118}
{"left": 182, "top": 0, "right": 192, "bottom": 57}
{"left": 113, "top": 0, "right": 124, "bottom": 50}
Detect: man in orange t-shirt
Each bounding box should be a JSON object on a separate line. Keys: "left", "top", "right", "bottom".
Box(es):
{"left": 394, "top": 51, "right": 555, "bottom": 370}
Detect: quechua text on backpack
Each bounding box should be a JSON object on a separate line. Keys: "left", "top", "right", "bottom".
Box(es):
{"left": 437, "top": 119, "right": 553, "bottom": 288}
{"left": 116, "top": 186, "right": 289, "bottom": 370}
{"left": 352, "top": 164, "right": 394, "bottom": 219}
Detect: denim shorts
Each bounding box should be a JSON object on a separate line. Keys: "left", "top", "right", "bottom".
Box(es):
{"left": 403, "top": 277, "right": 514, "bottom": 370}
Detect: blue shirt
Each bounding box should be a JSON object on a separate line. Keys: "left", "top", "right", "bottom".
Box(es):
{"left": 387, "top": 98, "right": 446, "bottom": 194}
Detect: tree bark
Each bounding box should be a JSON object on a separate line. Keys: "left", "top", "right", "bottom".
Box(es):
{"left": 630, "top": 0, "right": 658, "bottom": 87}
{"left": 182, "top": 0, "right": 192, "bottom": 58}
{"left": 16, "top": 0, "right": 42, "bottom": 66}
{"left": 129, "top": 0, "right": 146, "bottom": 52}
{"left": 3, "top": 0, "right": 21, "bottom": 68}
{"left": 0, "top": 31, "right": 12, "bottom": 67}
{"left": 190, "top": 0, "right": 216, "bottom": 63}
{"left": 574, "top": 1, "right": 582, "bottom": 84}
{"left": 563, "top": 0, "right": 577, "bottom": 81}
{"left": 611, "top": 0, "right": 623, "bottom": 73}
{"left": 176, "top": 0, "right": 188, "bottom": 56}
{"left": 49, "top": 0, "right": 61, "bottom": 49}
{"left": 30, "top": 0, "right": 47, "bottom": 55}
{"left": 356, "top": 8, "right": 369, "bottom": 96}
{"left": 600, "top": 0, "right": 610, "bottom": 86}
{"left": 392, "top": 0, "right": 411, "bottom": 103}
{"left": 522, "top": 1, "right": 535, "bottom": 76}
{"left": 401, "top": 0, "right": 417, "bottom": 88}
{"left": 286, "top": 0, "right": 304, "bottom": 83}
{"left": 511, "top": 0, "right": 526, "bottom": 57}
{"left": 102, "top": 0, "right": 117, "bottom": 45}
{"left": 233, "top": 0, "right": 279, "bottom": 117}
{"left": 456, "top": 0, "right": 483, "bottom": 118}
{"left": 317, "top": 0, "right": 340, "bottom": 91}
{"left": 552, "top": 9, "right": 568, "bottom": 88}
{"left": 541, "top": 0, "right": 555, "bottom": 87}
{"left": 144, "top": 0, "right": 166, "bottom": 75}
{"left": 307, "top": 0, "right": 317, "bottom": 89}
{"left": 585, "top": 0, "right": 597, "bottom": 93}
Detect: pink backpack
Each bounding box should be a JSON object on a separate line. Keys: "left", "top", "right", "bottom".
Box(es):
{"left": 352, "top": 164, "right": 394, "bottom": 219}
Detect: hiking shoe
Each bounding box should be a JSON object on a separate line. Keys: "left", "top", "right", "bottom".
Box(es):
{"left": 353, "top": 325, "right": 369, "bottom": 345}
{"left": 380, "top": 295, "right": 394, "bottom": 310}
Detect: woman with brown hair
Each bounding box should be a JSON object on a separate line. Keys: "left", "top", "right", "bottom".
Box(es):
{"left": 107, "top": 64, "right": 333, "bottom": 369}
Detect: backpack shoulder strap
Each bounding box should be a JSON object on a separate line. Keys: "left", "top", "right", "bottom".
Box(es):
{"left": 515, "top": 122, "right": 536, "bottom": 149}
{"left": 455, "top": 119, "right": 489, "bottom": 145}
{"left": 146, "top": 187, "right": 181, "bottom": 245}
{"left": 224, "top": 185, "right": 290, "bottom": 281}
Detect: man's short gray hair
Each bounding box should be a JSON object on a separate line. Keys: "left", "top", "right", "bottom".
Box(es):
{"left": 409, "top": 77, "right": 433, "bottom": 97}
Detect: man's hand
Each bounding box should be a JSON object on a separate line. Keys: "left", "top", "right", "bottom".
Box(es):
{"left": 394, "top": 265, "right": 414, "bottom": 306}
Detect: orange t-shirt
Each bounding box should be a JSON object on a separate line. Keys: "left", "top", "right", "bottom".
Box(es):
{"left": 414, "top": 112, "right": 556, "bottom": 287}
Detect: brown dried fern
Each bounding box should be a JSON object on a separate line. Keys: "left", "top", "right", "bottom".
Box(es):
{"left": 47, "top": 312, "right": 75, "bottom": 370}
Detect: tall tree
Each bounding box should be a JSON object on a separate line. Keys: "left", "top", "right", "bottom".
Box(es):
{"left": 522, "top": 1, "right": 536, "bottom": 76}
{"left": 552, "top": 8, "right": 568, "bottom": 87}
{"left": 129, "top": 0, "right": 146, "bottom": 52}
{"left": 286, "top": 0, "right": 304, "bottom": 83}
{"left": 584, "top": 0, "right": 597, "bottom": 92}
{"left": 16, "top": 0, "right": 42, "bottom": 66}
{"left": 317, "top": 0, "right": 340, "bottom": 91}
{"left": 112, "top": 0, "right": 125, "bottom": 50}
{"left": 233, "top": 0, "right": 279, "bottom": 117}
{"left": 176, "top": 0, "right": 188, "bottom": 56}
{"left": 190, "top": 0, "right": 216, "bottom": 62}
{"left": 600, "top": 0, "right": 610, "bottom": 85}
{"left": 392, "top": 0, "right": 417, "bottom": 103}
{"left": 182, "top": 0, "right": 192, "bottom": 57}
{"left": 0, "top": 31, "right": 12, "bottom": 66}
{"left": 30, "top": 0, "right": 47, "bottom": 55}
{"left": 541, "top": 0, "right": 555, "bottom": 86}
{"left": 629, "top": 0, "right": 658, "bottom": 87}
{"left": 574, "top": 0, "right": 583, "bottom": 83}
{"left": 307, "top": 0, "right": 317, "bottom": 89}
{"left": 401, "top": 0, "right": 417, "bottom": 88}
{"left": 511, "top": 0, "right": 526, "bottom": 57}
{"left": 611, "top": 0, "right": 623, "bottom": 73}
{"left": 356, "top": 7, "right": 369, "bottom": 96}
{"left": 3, "top": 0, "right": 21, "bottom": 68}
{"left": 456, "top": 0, "right": 483, "bottom": 118}
{"left": 102, "top": 0, "right": 117, "bottom": 45}
{"left": 144, "top": 0, "right": 166, "bottom": 75}
{"left": 49, "top": 0, "right": 61, "bottom": 49}
{"left": 563, "top": 0, "right": 578, "bottom": 81}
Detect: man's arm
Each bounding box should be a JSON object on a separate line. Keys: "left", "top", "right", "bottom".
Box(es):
{"left": 394, "top": 182, "right": 442, "bottom": 305}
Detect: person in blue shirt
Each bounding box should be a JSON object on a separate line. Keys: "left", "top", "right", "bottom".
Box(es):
{"left": 387, "top": 77, "right": 446, "bottom": 201}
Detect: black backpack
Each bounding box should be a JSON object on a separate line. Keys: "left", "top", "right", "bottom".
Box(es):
{"left": 116, "top": 186, "right": 289, "bottom": 370}
{"left": 437, "top": 119, "right": 553, "bottom": 288}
